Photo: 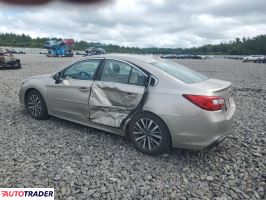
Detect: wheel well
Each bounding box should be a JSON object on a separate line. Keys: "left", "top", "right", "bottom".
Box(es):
{"left": 125, "top": 111, "right": 172, "bottom": 147}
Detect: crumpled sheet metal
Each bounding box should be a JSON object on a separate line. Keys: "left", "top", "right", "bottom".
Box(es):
{"left": 89, "top": 106, "right": 130, "bottom": 127}
{"left": 89, "top": 82, "right": 144, "bottom": 127}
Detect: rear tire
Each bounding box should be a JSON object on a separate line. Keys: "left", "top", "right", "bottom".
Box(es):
{"left": 26, "top": 90, "right": 49, "bottom": 120}
{"left": 128, "top": 112, "right": 171, "bottom": 155}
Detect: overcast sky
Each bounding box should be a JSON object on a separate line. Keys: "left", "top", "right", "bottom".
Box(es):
{"left": 0, "top": 0, "right": 265, "bottom": 48}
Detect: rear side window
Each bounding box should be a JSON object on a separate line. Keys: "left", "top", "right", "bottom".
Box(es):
{"left": 101, "top": 60, "right": 132, "bottom": 84}
{"left": 100, "top": 60, "right": 147, "bottom": 86}
{"left": 152, "top": 61, "right": 208, "bottom": 83}
{"left": 129, "top": 68, "right": 147, "bottom": 86}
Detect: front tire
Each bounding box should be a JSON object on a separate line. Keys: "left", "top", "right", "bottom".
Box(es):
{"left": 128, "top": 113, "right": 171, "bottom": 155}
{"left": 26, "top": 90, "right": 49, "bottom": 120}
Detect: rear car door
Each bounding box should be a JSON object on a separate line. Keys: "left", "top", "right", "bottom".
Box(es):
{"left": 89, "top": 59, "right": 148, "bottom": 127}
{"left": 47, "top": 59, "right": 102, "bottom": 121}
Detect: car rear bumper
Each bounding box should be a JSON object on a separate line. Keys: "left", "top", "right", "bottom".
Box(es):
{"left": 205, "top": 134, "right": 227, "bottom": 149}
{"left": 162, "top": 98, "right": 236, "bottom": 150}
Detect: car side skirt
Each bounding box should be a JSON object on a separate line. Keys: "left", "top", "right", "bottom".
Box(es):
{"left": 49, "top": 112, "right": 126, "bottom": 137}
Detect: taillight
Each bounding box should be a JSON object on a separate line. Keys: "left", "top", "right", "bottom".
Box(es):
{"left": 183, "top": 94, "right": 225, "bottom": 111}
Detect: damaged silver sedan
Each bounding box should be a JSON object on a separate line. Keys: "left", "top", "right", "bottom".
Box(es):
{"left": 19, "top": 55, "right": 235, "bottom": 155}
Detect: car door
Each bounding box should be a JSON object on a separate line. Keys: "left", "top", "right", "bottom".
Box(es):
{"left": 89, "top": 59, "right": 148, "bottom": 127}
{"left": 47, "top": 59, "right": 102, "bottom": 121}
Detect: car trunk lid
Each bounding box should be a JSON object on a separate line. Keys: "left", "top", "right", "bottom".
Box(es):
{"left": 189, "top": 78, "right": 232, "bottom": 110}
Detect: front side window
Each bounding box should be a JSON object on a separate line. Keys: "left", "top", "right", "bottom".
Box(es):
{"left": 152, "top": 61, "right": 208, "bottom": 84}
{"left": 62, "top": 59, "right": 101, "bottom": 80}
{"left": 100, "top": 60, "right": 147, "bottom": 86}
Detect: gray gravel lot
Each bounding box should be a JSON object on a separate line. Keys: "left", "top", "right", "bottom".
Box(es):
{"left": 0, "top": 54, "right": 265, "bottom": 200}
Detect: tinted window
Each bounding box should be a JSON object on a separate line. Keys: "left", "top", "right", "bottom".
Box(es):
{"left": 100, "top": 60, "right": 132, "bottom": 84}
{"left": 152, "top": 61, "right": 208, "bottom": 83}
{"left": 100, "top": 60, "right": 147, "bottom": 86}
{"left": 62, "top": 60, "right": 100, "bottom": 80}
{"left": 129, "top": 67, "right": 147, "bottom": 86}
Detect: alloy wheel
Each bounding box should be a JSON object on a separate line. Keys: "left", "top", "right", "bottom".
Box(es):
{"left": 133, "top": 118, "right": 162, "bottom": 150}
{"left": 27, "top": 94, "right": 42, "bottom": 117}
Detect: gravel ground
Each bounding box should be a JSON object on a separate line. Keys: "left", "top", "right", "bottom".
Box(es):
{"left": 0, "top": 54, "right": 265, "bottom": 200}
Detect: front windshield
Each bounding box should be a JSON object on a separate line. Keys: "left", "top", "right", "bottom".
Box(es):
{"left": 152, "top": 61, "right": 208, "bottom": 84}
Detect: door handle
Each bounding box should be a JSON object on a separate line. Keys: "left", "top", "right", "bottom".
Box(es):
{"left": 79, "top": 87, "right": 90, "bottom": 92}
{"left": 126, "top": 93, "right": 137, "bottom": 98}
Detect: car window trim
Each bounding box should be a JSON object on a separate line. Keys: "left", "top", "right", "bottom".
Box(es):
{"left": 127, "top": 66, "right": 133, "bottom": 85}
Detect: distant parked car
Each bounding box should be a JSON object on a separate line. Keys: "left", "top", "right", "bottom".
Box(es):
{"left": 187, "top": 55, "right": 202, "bottom": 59}
{"left": 5, "top": 49, "right": 14, "bottom": 54}
{"left": 160, "top": 54, "right": 177, "bottom": 59}
{"left": 16, "top": 50, "right": 26, "bottom": 54}
{"left": 76, "top": 51, "right": 86, "bottom": 56}
{"left": 39, "top": 50, "right": 48, "bottom": 55}
{"left": 84, "top": 47, "right": 106, "bottom": 56}
{"left": 4, "top": 49, "right": 25, "bottom": 54}
{"left": 243, "top": 55, "right": 265, "bottom": 62}
{"left": 9, "top": 49, "right": 18, "bottom": 54}
{"left": 0, "top": 53, "right": 21, "bottom": 69}
{"left": 161, "top": 54, "right": 203, "bottom": 59}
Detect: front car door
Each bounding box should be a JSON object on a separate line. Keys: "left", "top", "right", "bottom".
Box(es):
{"left": 47, "top": 59, "right": 102, "bottom": 121}
{"left": 89, "top": 59, "right": 148, "bottom": 127}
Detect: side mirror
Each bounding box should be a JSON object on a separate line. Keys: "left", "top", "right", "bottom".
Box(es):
{"left": 53, "top": 72, "right": 62, "bottom": 84}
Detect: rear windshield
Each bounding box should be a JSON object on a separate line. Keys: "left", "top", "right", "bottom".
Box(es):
{"left": 152, "top": 61, "right": 208, "bottom": 83}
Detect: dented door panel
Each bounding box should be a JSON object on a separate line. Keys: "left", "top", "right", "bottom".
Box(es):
{"left": 89, "top": 81, "right": 145, "bottom": 127}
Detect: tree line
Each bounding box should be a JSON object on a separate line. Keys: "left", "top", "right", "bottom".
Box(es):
{"left": 0, "top": 33, "right": 265, "bottom": 55}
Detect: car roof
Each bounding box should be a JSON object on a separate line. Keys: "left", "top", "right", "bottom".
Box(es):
{"left": 88, "top": 54, "right": 161, "bottom": 64}
{"left": 76, "top": 54, "right": 174, "bottom": 80}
